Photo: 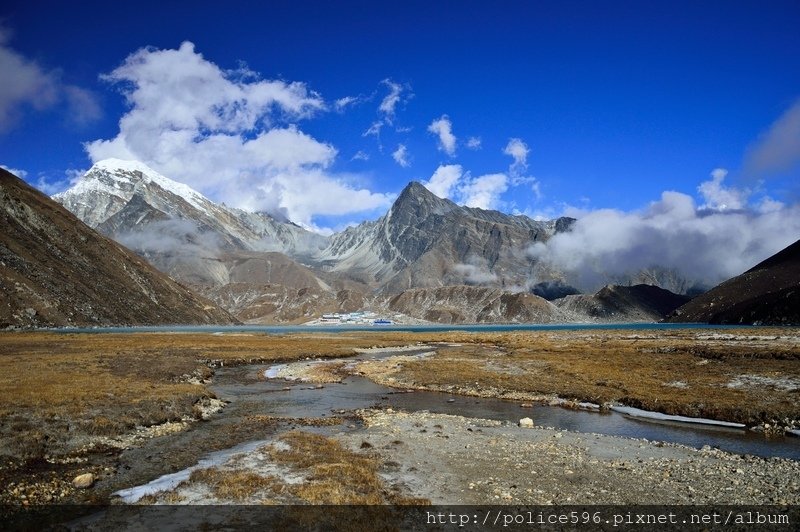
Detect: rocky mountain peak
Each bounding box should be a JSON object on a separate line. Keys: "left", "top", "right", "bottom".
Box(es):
{"left": 390, "top": 181, "right": 456, "bottom": 222}
{"left": 78, "top": 158, "right": 210, "bottom": 210}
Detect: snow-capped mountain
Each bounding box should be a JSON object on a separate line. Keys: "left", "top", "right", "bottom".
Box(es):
{"left": 54, "top": 159, "right": 208, "bottom": 228}
{"left": 52, "top": 160, "right": 351, "bottom": 322}
{"left": 54, "top": 159, "right": 327, "bottom": 256}
{"left": 51, "top": 160, "right": 696, "bottom": 324}
{"left": 1, "top": 166, "right": 235, "bottom": 327}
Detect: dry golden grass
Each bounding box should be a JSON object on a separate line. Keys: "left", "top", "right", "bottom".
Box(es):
{"left": 270, "top": 430, "right": 383, "bottom": 504}
{"left": 268, "top": 430, "right": 428, "bottom": 505}
{"left": 0, "top": 331, "right": 414, "bottom": 459}
{"left": 1, "top": 328, "right": 797, "bottom": 462}
{"left": 359, "top": 329, "right": 800, "bottom": 425}
{"left": 189, "top": 467, "right": 281, "bottom": 501}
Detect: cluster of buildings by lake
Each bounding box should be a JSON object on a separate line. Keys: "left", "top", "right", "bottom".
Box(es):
{"left": 315, "top": 311, "right": 393, "bottom": 325}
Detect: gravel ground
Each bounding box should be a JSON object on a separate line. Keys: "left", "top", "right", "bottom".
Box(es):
{"left": 334, "top": 409, "right": 800, "bottom": 505}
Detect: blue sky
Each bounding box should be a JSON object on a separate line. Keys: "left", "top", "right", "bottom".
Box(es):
{"left": 1, "top": 0, "right": 799, "bottom": 236}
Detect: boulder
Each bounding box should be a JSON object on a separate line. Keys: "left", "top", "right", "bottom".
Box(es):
{"left": 72, "top": 473, "right": 95, "bottom": 489}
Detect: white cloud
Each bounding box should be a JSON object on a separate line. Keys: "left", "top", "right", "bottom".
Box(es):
{"left": 452, "top": 262, "right": 498, "bottom": 285}
{"left": 697, "top": 168, "right": 748, "bottom": 211}
{"left": 351, "top": 150, "right": 369, "bottom": 161}
{"left": 423, "top": 165, "right": 508, "bottom": 210}
{"left": 34, "top": 175, "right": 69, "bottom": 195}
{"left": 53, "top": 168, "right": 88, "bottom": 195}
{"left": 64, "top": 86, "right": 102, "bottom": 125}
{"left": 504, "top": 138, "right": 529, "bottom": 174}
{"left": 529, "top": 181, "right": 800, "bottom": 291}
{"left": 427, "top": 115, "right": 457, "bottom": 156}
{"left": 362, "top": 121, "right": 383, "bottom": 138}
{"left": 96, "top": 41, "right": 323, "bottom": 134}
{"left": 378, "top": 79, "right": 405, "bottom": 121}
{"left": 745, "top": 98, "right": 800, "bottom": 175}
{"left": 466, "top": 136, "right": 482, "bottom": 150}
{"left": 422, "top": 164, "right": 462, "bottom": 199}
{"left": 502, "top": 137, "right": 540, "bottom": 199}
{"left": 757, "top": 196, "right": 785, "bottom": 213}
{"left": 0, "top": 27, "right": 99, "bottom": 134}
{"left": 0, "top": 29, "right": 58, "bottom": 132}
{"left": 460, "top": 173, "right": 508, "bottom": 210}
{"left": 334, "top": 95, "right": 362, "bottom": 112}
{"left": 85, "top": 41, "right": 391, "bottom": 231}
{"left": 5, "top": 165, "right": 84, "bottom": 196}
{"left": 392, "top": 144, "right": 410, "bottom": 167}
{"left": 362, "top": 79, "right": 411, "bottom": 153}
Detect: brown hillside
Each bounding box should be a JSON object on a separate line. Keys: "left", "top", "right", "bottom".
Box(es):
{"left": 0, "top": 168, "right": 236, "bottom": 328}
{"left": 668, "top": 239, "right": 800, "bottom": 325}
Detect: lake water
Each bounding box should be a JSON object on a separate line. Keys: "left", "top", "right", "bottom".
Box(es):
{"left": 55, "top": 322, "right": 747, "bottom": 334}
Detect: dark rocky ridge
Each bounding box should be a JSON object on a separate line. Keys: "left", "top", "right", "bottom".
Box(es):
{"left": 554, "top": 284, "right": 691, "bottom": 322}
{"left": 0, "top": 168, "right": 236, "bottom": 328}
{"left": 668, "top": 238, "right": 800, "bottom": 325}
{"left": 322, "top": 182, "right": 576, "bottom": 294}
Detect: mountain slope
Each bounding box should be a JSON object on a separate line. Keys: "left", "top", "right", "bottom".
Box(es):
{"left": 318, "top": 182, "right": 575, "bottom": 294}
{"left": 554, "top": 284, "right": 691, "bottom": 322}
{"left": 668, "top": 238, "right": 800, "bottom": 325}
{"left": 0, "top": 168, "right": 236, "bottom": 328}
{"left": 54, "top": 159, "right": 336, "bottom": 313}
{"left": 387, "top": 285, "right": 572, "bottom": 324}
{"left": 54, "top": 159, "right": 327, "bottom": 257}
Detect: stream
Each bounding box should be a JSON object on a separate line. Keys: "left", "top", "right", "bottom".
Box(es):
{"left": 110, "top": 344, "right": 799, "bottom": 505}
{"left": 213, "top": 346, "right": 799, "bottom": 461}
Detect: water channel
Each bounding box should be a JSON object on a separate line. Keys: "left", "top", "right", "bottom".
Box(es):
{"left": 214, "top": 346, "right": 799, "bottom": 460}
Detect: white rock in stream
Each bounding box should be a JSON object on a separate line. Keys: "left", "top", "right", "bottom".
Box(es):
{"left": 264, "top": 364, "right": 287, "bottom": 379}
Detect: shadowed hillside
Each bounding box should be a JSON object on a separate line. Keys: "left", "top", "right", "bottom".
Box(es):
{"left": 0, "top": 168, "right": 236, "bottom": 328}
{"left": 668, "top": 239, "right": 800, "bottom": 325}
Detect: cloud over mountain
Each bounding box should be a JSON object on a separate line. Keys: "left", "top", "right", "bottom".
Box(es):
{"left": 428, "top": 115, "right": 457, "bottom": 156}
{"left": 84, "top": 41, "right": 392, "bottom": 232}
{"left": 530, "top": 171, "right": 800, "bottom": 291}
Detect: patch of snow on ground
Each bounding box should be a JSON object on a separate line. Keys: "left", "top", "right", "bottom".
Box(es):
{"left": 352, "top": 344, "right": 428, "bottom": 354}
{"left": 726, "top": 374, "right": 800, "bottom": 392}
{"left": 264, "top": 364, "right": 291, "bottom": 379}
{"left": 610, "top": 405, "right": 746, "bottom": 429}
{"left": 113, "top": 439, "right": 268, "bottom": 503}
